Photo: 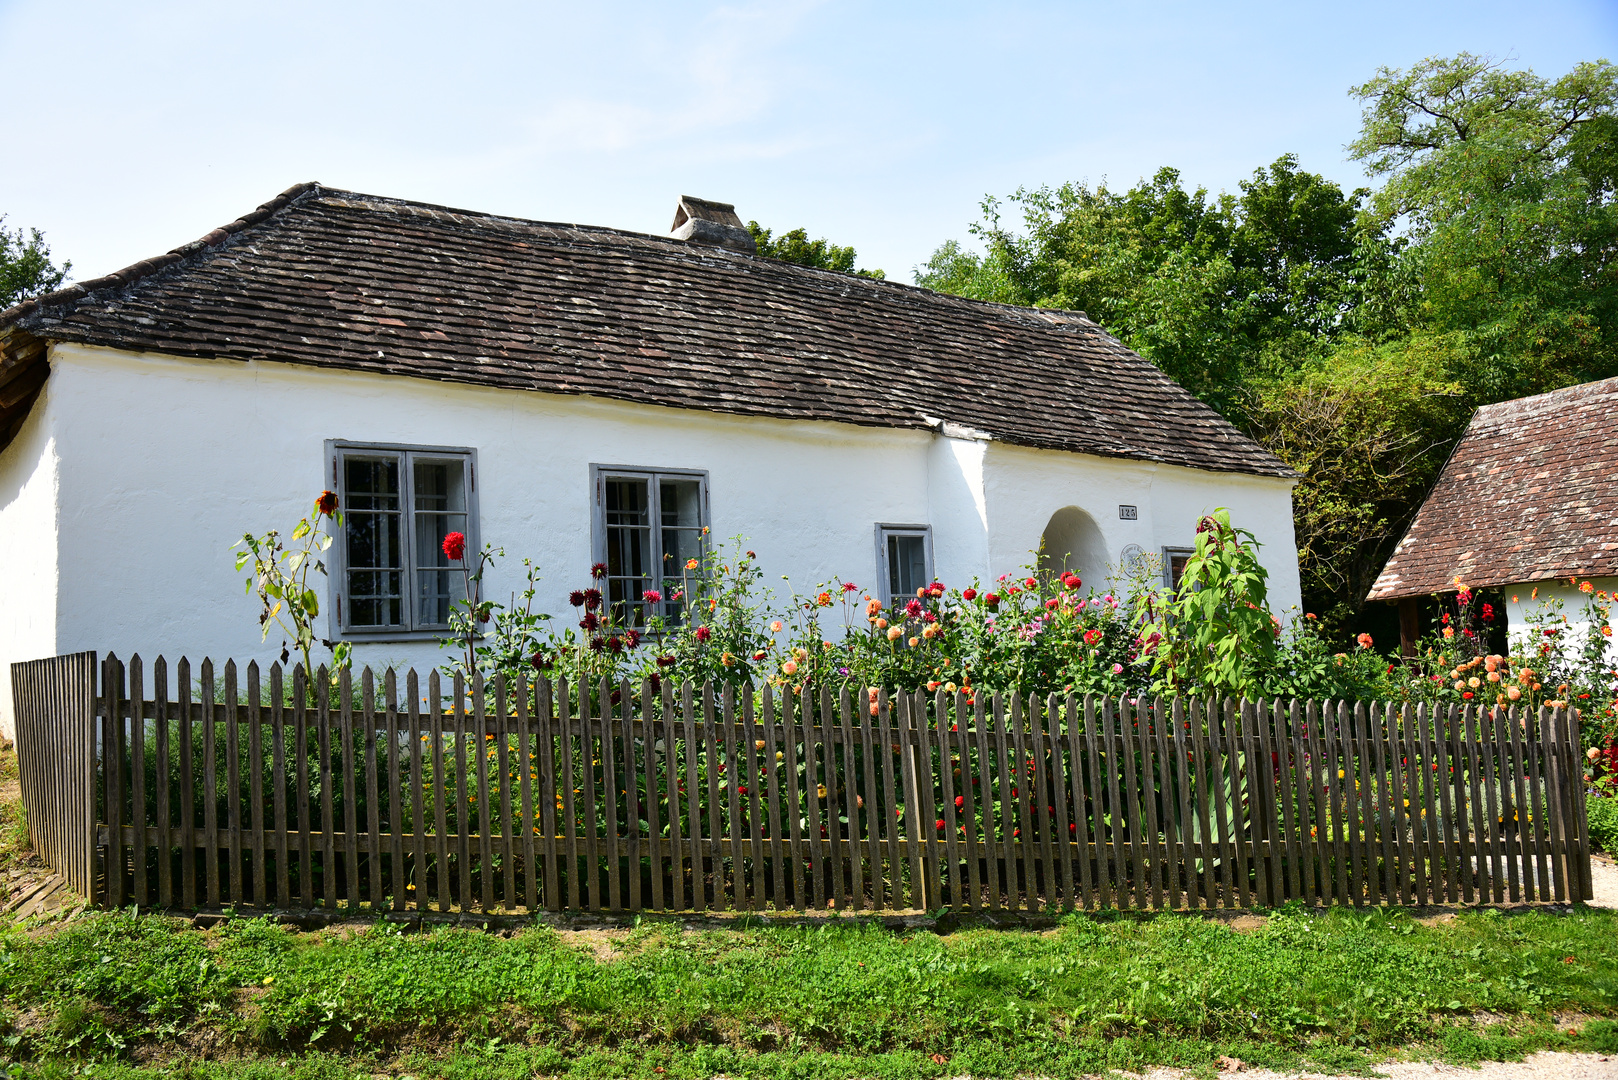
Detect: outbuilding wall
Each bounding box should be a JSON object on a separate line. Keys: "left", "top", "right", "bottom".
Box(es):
{"left": 1505, "top": 577, "right": 1618, "bottom": 668}
{"left": 0, "top": 379, "right": 61, "bottom": 739}
{"left": 3, "top": 343, "right": 1301, "bottom": 732}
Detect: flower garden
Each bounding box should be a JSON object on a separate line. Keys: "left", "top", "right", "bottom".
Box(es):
{"left": 240, "top": 497, "right": 1618, "bottom": 854}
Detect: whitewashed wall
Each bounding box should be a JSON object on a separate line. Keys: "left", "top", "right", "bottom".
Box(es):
{"left": 983, "top": 442, "right": 1302, "bottom": 614}
{"left": 1505, "top": 577, "right": 1618, "bottom": 667}
{"left": 0, "top": 379, "right": 61, "bottom": 740}
{"left": 0, "top": 343, "right": 1301, "bottom": 734}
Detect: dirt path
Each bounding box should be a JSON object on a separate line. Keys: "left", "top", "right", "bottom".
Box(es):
{"left": 1181, "top": 1050, "right": 1618, "bottom": 1080}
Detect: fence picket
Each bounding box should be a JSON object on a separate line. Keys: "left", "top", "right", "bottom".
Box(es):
{"left": 1523, "top": 704, "right": 1551, "bottom": 902}
{"left": 151, "top": 657, "right": 173, "bottom": 909}
{"left": 225, "top": 661, "right": 243, "bottom": 907}
{"left": 742, "top": 685, "right": 766, "bottom": 911}
{"left": 761, "top": 685, "right": 786, "bottom": 911}
{"left": 917, "top": 691, "right": 944, "bottom": 911}
{"left": 835, "top": 688, "right": 861, "bottom": 911}
{"left": 558, "top": 679, "right": 581, "bottom": 910}
{"left": 683, "top": 682, "right": 705, "bottom": 913}
{"left": 497, "top": 677, "right": 517, "bottom": 910}
{"left": 859, "top": 691, "right": 885, "bottom": 911}
{"left": 526, "top": 676, "right": 547, "bottom": 912}
{"left": 644, "top": 679, "right": 666, "bottom": 912}
{"left": 580, "top": 681, "right": 604, "bottom": 912}
{"left": 128, "top": 656, "right": 148, "bottom": 906}
{"left": 662, "top": 678, "right": 683, "bottom": 913}
{"left": 781, "top": 686, "right": 806, "bottom": 912}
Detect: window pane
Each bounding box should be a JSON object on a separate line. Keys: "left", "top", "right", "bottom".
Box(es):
{"left": 413, "top": 460, "right": 468, "bottom": 626}
{"left": 887, "top": 533, "right": 927, "bottom": 601}
{"left": 605, "top": 477, "right": 652, "bottom": 627}
{"left": 344, "top": 457, "right": 403, "bottom": 627}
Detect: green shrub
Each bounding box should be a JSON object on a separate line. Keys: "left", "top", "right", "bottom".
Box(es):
{"left": 1589, "top": 792, "right": 1618, "bottom": 853}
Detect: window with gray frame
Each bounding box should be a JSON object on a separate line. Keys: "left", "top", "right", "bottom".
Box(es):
{"left": 876, "top": 524, "right": 933, "bottom": 607}
{"left": 327, "top": 441, "right": 478, "bottom": 637}
{"left": 1162, "top": 546, "right": 1195, "bottom": 596}
{"left": 591, "top": 465, "right": 708, "bottom": 628}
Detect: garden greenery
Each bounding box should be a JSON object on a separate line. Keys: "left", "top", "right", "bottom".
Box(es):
{"left": 428, "top": 509, "right": 1618, "bottom": 781}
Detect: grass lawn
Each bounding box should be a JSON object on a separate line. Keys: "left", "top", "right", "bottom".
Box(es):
{"left": 0, "top": 904, "right": 1615, "bottom": 1079}
{"left": 1, "top": 747, "right": 1616, "bottom": 1080}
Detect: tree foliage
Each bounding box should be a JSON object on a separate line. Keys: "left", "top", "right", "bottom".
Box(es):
{"left": 919, "top": 54, "right": 1618, "bottom": 641}
{"left": 0, "top": 217, "right": 69, "bottom": 308}
{"left": 748, "top": 221, "right": 885, "bottom": 278}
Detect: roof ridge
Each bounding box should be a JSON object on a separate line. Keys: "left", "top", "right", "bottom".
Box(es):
{"left": 1477, "top": 373, "right": 1618, "bottom": 415}
{"left": 0, "top": 181, "right": 322, "bottom": 327}
{"left": 309, "top": 187, "right": 1101, "bottom": 328}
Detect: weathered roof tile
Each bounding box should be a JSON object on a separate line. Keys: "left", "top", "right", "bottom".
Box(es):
{"left": 2, "top": 183, "right": 1292, "bottom": 477}
{"left": 1367, "top": 376, "right": 1618, "bottom": 600}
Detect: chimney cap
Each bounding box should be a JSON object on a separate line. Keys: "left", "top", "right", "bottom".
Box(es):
{"left": 670, "top": 195, "right": 755, "bottom": 254}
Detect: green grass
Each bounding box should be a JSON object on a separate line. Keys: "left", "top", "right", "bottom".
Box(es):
{"left": 0, "top": 747, "right": 29, "bottom": 875}
{"left": 1, "top": 903, "right": 1616, "bottom": 1078}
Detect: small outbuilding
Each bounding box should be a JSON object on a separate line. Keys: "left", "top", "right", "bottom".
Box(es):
{"left": 0, "top": 184, "right": 1301, "bottom": 736}
{"left": 1367, "top": 376, "right": 1618, "bottom": 654}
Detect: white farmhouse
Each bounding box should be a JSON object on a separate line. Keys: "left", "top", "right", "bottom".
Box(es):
{"left": 0, "top": 185, "right": 1301, "bottom": 736}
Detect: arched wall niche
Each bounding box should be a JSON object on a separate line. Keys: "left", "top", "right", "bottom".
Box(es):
{"left": 1038, "top": 505, "right": 1108, "bottom": 587}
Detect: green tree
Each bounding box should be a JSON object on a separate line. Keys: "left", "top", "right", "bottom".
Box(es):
{"left": 747, "top": 222, "right": 885, "bottom": 278}
{"left": 1349, "top": 54, "right": 1618, "bottom": 401}
{"left": 919, "top": 157, "right": 1376, "bottom": 412}
{"left": 0, "top": 218, "right": 69, "bottom": 308}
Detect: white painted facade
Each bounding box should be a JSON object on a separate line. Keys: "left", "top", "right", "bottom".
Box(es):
{"left": 0, "top": 342, "right": 1301, "bottom": 737}
{"left": 1505, "top": 577, "right": 1618, "bottom": 666}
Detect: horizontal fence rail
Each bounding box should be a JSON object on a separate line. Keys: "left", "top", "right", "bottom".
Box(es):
{"left": 14, "top": 653, "right": 1597, "bottom": 914}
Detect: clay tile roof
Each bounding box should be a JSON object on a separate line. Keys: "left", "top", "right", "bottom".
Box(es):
{"left": 1367, "top": 376, "right": 1618, "bottom": 601}
{"left": 0, "top": 182, "right": 1293, "bottom": 478}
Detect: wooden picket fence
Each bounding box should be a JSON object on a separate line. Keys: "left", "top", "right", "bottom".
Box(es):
{"left": 10, "top": 652, "right": 1597, "bottom": 914}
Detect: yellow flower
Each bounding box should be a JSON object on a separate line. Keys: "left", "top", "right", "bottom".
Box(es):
{"left": 817, "top": 784, "right": 828, "bottom": 798}
{"left": 686, "top": 558, "right": 699, "bottom": 570}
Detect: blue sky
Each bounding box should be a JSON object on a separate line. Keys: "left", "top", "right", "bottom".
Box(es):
{"left": 4, "top": 0, "right": 1615, "bottom": 284}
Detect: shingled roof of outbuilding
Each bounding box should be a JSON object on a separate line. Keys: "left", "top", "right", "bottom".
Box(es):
{"left": 1367, "top": 376, "right": 1618, "bottom": 601}
{"left": 0, "top": 182, "right": 1293, "bottom": 477}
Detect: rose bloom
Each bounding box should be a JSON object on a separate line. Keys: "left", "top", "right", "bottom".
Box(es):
{"left": 783, "top": 660, "right": 798, "bottom": 676}
{"left": 887, "top": 627, "right": 902, "bottom": 641}
{"left": 908, "top": 636, "right": 920, "bottom": 647}
{"left": 1356, "top": 632, "right": 1373, "bottom": 649}
{"left": 695, "top": 626, "right": 712, "bottom": 642}
{"left": 962, "top": 587, "right": 978, "bottom": 601}
{"left": 770, "top": 620, "right": 784, "bottom": 632}
{"left": 1507, "top": 686, "right": 1522, "bottom": 701}
{"left": 441, "top": 531, "right": 467, "bottom": 561}
{"left": 876, "top": 618, "right": 888, "bottom": 629}
{"left": 1111, "top": 663, "right": 1124, "bottom": 675}
{"left": 1024, "top": 577, "right": 1037, "bottom": 589}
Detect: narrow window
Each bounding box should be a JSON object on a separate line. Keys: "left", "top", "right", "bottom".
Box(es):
{"left": 328, "top": 442, "right": 478, "bottom": 638}
{"left": 592, "top": 465, "right": 709, "bottom": 627}
{"left": 875, "top": 524, "right": 933, "bottom": 607}
{"left": 1162, "top": 546, "right": 1195, "bottom": 596}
